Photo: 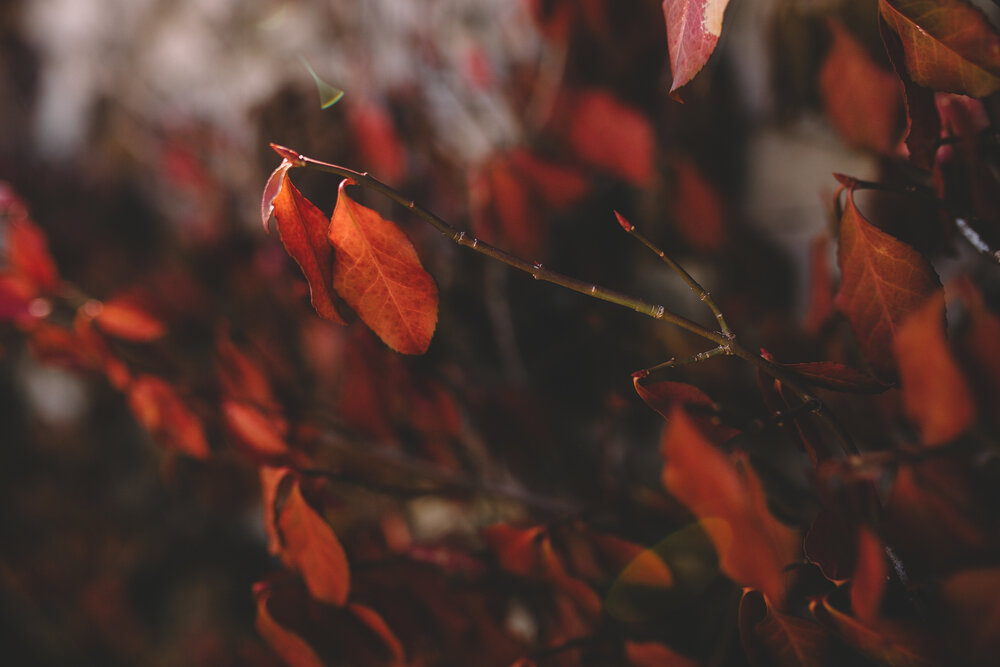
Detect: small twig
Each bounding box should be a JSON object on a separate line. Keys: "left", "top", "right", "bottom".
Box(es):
{"left": 614, "top": 211, "right": 732, "bottom": 338}
{"left": 631, "top": 344, "right": 729, "bottom": 379}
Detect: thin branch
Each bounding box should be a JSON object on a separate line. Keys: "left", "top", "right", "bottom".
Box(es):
{"left": 614, "top": 211, "right": 732, "bottom": 338}
{"left": 632, "top": 344, "right": 730, "bottom": 379}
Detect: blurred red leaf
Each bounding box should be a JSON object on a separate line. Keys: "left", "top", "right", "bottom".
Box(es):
{"left": 671, "top": 158, "right": 726, "bottom": 251}
{"left": 820, "top": 20, "right": 902, "bottom": 154}
{"left": 216, "top": 333, "right": 283, "bottom": 415}
{"left": 662, "top": 0, "right": 732, "bottom": 97}
{"left": 272, "top": 176, "right": 346, "bottom": 325}
{"left": 834, "top": 186, "right": 940, "bottom": 380}
{"left": 851, "top": 527, "right": 886, "bottom": 625}
{"left": 93, "top": 297, "right": 166, "bottom": 342}
{"left": 278, "top": 476, "right": 351, "bottom": 606}
{"left": 739, "top": 588, "right": 829, "bottom": 667}
{"left": 804, "top": 507, "right": 855, "bottom": 584}
{"left": 507, "top": 150, "right": 589, "bottom": 211}
{"left": 810, "top": 597, "right": 938, "bottom": 666}
{"left": 329, "top": 180, "right": 438, "bottom": 355}
{"left": 782, "top": 362, "right": 889, "bottom": 394}
{"left": 0, "top": 272, "right": 34, "bottom": 322}
{"left": 254, "top": 584, "right": 325, "bottom": 667}
{"left": 633, "top": 377, "right": 739, "bottom": 442}
{"left": 349, "top": 101, "right": 407, "bottom": 186}
{"left": 625, "top": 640, "right": 698, "bottom": 667}
{"left": 260, "top": 466, "right": 290, "bottom": 556}
{"left": 223, "top": 400, "right": 290, "bottom": 458}
{"left": 5, "top": 214, "right": 60, "bottom": 294}
{"left": 347, "top": 603, "right": 407, "bottom": 666}
{"left": 660, "top": 408, "right": 800, "bottom": 604}
{"left": 803, "top": 234, "right": 835, "bottom": 335}
{"left": 893, "top": 293, "right": 974, "bottom": 444}
{"left": 564, "top": 90, "right": 655, "bottom": 187}
{"left": 878, "top": 0, "right": 1000, "bottom": 98}
{"left": 469, "top": 155, "right": 544, "bottom": 258}
{"left": 878, "top": 14, "right": 941, "bottom": 169}
{"left": 127, "top": 375, "right": 210, "bottom": 459}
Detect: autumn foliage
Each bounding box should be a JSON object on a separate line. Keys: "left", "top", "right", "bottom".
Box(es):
{"left": 4, "top": 0, "right": 1000, "bottom": 665}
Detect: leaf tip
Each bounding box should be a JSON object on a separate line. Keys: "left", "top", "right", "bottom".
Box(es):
{"left": 614, "top": 211, "right": 635, "bottom": 232}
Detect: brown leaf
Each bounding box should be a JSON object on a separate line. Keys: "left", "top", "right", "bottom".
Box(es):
{"left": 879, "top": 0, "right": 1000, "bottom": 98}
{"left": 278, "top": 477, "right": 351, "bottom": 606}
{"left": 660, "top": 408, "right": 800, "bottom": 604}
{"left": 739, "top": 589, "right": 829, "bottom": 667}
{"left": 93, "top": 297, "right": 166, "bottom": 342}
{"left": 851, "top": 527, "right": 886, "bottom": 625}
{"left": 662, "top": 0, "right": 732, "bottom": 97}
{"left": 254, "top": 584, "right": 325, "bottom": 667}
{"left": 272, "top": 176, "right": 346, "bottom": 324}
{"left": 127, "top": 375, "right": 210, "bottom": 459}
{"left": 329, "top": 180, "right": 438, "bottom": 355}
{"left": 893, "top": 293, "right": 975, "bottom": 444}
{"left": 782, "top": 362, "right": 889, "bottom": 394}
{"left": 565, "top": 90, "right": 655, "bottom": 186}
{"left": 820, "top": 20, "right": 902, "bottom": 154}
{"left": 834, "top": 186, "right": 940, "bottom": 380}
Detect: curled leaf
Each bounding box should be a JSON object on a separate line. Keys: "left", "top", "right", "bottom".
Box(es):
{"left": 329, "top": 180, "right": 438, "bottom": 355}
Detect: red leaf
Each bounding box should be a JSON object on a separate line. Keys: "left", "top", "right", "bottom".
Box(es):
{"left": 565, "top": 90, "right": 655, "bottom": 187}
{"left": 662, "top": 0, "right": 732, "bottom": 97}
{"left": 625, "top": 640, "right": 698, "bottom": 667}
{"left": 878, "top": 0, "right": 1000, "bottom": 98}
{"left": 272, "top": 176, "right": 346, "bottom": 325}
{"left": 329, "top": 180, "right": 438, "bottom": 355}
{"left": 127, "top": 375, "right": 210, "bottom": 459}
{"left": 633, "top": 377, "right": 739, "bottom": 442}
{"left": 5, "top": 214, "right": 60, "bottom": 294}
{"left": 278, "top": 477, "right": 350, "bottom": 606}
{"left": 819, "top": 20, "right": 902, "bottom": 154}
{"left": 893, "top": 293, "right": 975, "bottom": 444}
{"left": 834, "top": 186, "right": 940, "bottom": 380}
{"left": 260, "top": 466, "right": 290, "bottom": 556}
{"left": 223, "top": 400, "right": 290, "bottom": 458}
{"left": 93, "top": 297, "right": 166, "bottom": 342}
{"left": 739, "top": 589, "right": 829, "bottom": 667}
{"left": 660, "top": 408, "right": 800, "bottom": 604}
{"left": 254, "top": 584, "right": 325, "bottom": 667}
{"left": 261, "top": 159, "right": 294, "bottom": 231}
{"left": 851, "top": 527, "right": 886, "bottom": 625}
{"left": 671, "top": 158, "right": 726, "bottom": 251}
{"left": 781, "top": 362, "right": 889, "bottom": 394}
{"left": 879, "top": 14, "right": 941, "bottom": 169}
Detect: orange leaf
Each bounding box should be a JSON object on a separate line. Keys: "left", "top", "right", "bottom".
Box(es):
{"left": 893, "top": 293, "right": 974, "bottom": 444}
{"left": 565, "top": 90, "right": 655, "bottom": 187}
{"left": 879, "top": 0, "right": 1000, "bottom": 98}
{"left": 94, "top": 297, "right": 166, "bottom": 342}
{"left": 834, "top": 186, "right": 940, "bottom": 380}
{"left": 273, "top": 176, "right": 346, "bottom": 324}
{"left": 278, "top": 477, "right": 350, "bottom": 606}
{"left": 819, "top": 20, "right": 902, "bottom": 154}
{"left": 660, "top": 408, "right": 800, "bottom": 604}
{"left": 662, "top": 0, "right": 732, "bottom": 97}
{"left": 851, "top": 527, "right": 886, "bottom": 625}
{"left": 254, "top": 584, "right": 325, "bottom": 667}
{"left": 127, "top": 375, "right": 210, "bottom": 459}
{"left": 329, "top": 180, "right": 438, "bottom": 354}
{"left": 223, "top": 400, "right": 290, "bottom": 458}
{"left": 739, "top": 589, "right": 829, "bottom": 667}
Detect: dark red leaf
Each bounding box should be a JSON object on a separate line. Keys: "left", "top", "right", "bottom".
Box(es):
{"left": 278, "top": 476, "right": 351, "bottom": 606}
{"left": 127, "top": 375, "right": 210, "bottom": 459}
{"left": 671, "top": 158, "right": 726, "bottom": 251}
{"left": 660, "top": 408, "right": 800, "bottom": 604}
{"left": 633, "top": 377, "right": 739, "bottom": 442}
{"left": 254, "top": 584, "right": 325, "bottom": 667}
{"left": 662, "top": 0, "right": 732, "bottom": 97}
{"left": 5, "top": 214, "right": 60, "bottom": 294}
{"left": 739, "top": 588, "right": 829, "bottom": 667}
{"left": 329, "top": 180, "right": 438, "bottom": 355}
{"left": 347, "top": 603, "right": 406, "bottom": 665}
{"left": 851, "top": 527, "right": 886, "bottom": 625}
{"left": 564, "top": 90, "right": 655, "bottom": 186}
{"left": 820, "top": 20, "right": 902, "bottom": 154}
{"left": 272, "top": 176, "right": 346, "bottom": 325}
{"left": 834, "top": 186, "right": 940, "bottom": 380}
{"left": 803, "top": 234, "right": 835, "bottom": 335}
{"left": 782, "top": 362, "right": 889, "bottom": 394}
{"left": 879, "top": 0, "right": 1000, "bottom": 98}
{"left": 893, "top": 293, "right": 975, "bottom": 444}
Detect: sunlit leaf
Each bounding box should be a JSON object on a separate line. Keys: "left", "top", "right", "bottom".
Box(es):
{"left": 834, "top": 186, "right": 940, "bottom": 380}
{"left": 273, "top": 176, "right": 346, "bottom": 324}
{"left": 662, "top": 0, "right": 732, "bottom": 97}
{"left": 329, "top": 180, "right": 438, "bottom": 355}
{"left": 879, "top": 0, "right": 1000, "bottom": 98}
{"left": 893, "top": 293, "right": 975, "bottom": 444}
{"left": 278, "top": 477, "right": 351, "bottom": 606}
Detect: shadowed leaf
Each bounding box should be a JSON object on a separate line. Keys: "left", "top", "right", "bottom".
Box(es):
{"left": 329, "top": 180, "right": 438, "bottom": 354}
{"left": 782, "top": 362, "right": 889, "bottom": 394}
{"left": 811, "top": 597, "right": 938, "bottom": 666}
